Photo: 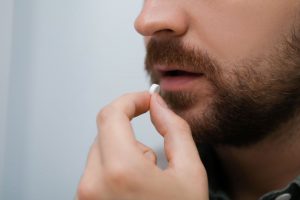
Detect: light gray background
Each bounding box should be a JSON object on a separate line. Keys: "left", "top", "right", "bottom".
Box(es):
{"left": 0, "top": 0, "right": 165, "bottom": 199}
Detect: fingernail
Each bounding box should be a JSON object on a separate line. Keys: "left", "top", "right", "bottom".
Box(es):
{"left": 155, "top": 94, "right": 168, "bottom": 109}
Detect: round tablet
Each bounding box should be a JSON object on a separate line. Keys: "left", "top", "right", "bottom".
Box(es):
{"left": 149, "top": 84, "right": 160, "bottom": 94}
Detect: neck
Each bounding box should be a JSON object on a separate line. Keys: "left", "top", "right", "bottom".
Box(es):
{"left": 214, "top": 112, "right": 300, "bottom": 200}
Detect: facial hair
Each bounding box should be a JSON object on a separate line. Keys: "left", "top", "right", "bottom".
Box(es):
{"left": 145, "top": 30, "right": 300, "bottom": 147}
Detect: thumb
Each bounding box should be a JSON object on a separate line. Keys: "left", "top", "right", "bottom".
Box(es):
{"left": 150, "top": 93, "right": 203, "bottom": 172}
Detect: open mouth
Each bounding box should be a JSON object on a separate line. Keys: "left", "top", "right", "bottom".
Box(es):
{"left": 158, "top": 69, "right": 204, "bottom": 91}
{"left": 162, "top": 70, "right": 203, "bottom": 77}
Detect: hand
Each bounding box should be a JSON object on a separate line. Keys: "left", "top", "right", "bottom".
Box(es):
{"left": 77, "top": 91, "right": 209, "bottom": 200}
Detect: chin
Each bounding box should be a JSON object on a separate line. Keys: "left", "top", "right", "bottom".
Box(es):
{"left": 172, "top": 100, "right": 212, "bottom": 125}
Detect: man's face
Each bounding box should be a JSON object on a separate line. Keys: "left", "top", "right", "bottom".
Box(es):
{"left": 135, "top": 0, "right": 300, "bottom": 147}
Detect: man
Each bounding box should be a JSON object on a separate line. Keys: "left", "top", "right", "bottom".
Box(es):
{"left": 77, "top": 0, "right": 300, "bottom": 199}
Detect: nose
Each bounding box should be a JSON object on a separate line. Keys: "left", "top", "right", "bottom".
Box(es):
{"left": 134, "top": 0, "right": 188, "bottom": 37}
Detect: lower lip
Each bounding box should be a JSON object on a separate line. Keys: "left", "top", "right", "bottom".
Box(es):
{"left": 160, "top": 75, "right": 204, "bottom": 91}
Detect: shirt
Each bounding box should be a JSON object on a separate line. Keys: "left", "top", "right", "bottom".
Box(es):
{"left": 198, "top": 144, "right": 300, "bottom": 200}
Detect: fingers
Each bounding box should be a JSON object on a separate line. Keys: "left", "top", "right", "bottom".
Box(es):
{"left": 97, "top": 91, "right": 151, "bottom": 163}
{"left": 78, "top": 90, "right": 208, "bottom": 200}
{"left": 149, "top": 93, "right": 203, "bottom": 172}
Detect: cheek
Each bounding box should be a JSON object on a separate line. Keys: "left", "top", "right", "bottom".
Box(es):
{"left": 187, "top": 0, "right": 297, "bottom": 62}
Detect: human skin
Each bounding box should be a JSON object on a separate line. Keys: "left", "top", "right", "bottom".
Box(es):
{"left": 77, "top": 0, "right": 300, "bottom": 200}
{"left": 135, "top": 0, "right": 300, "bottom": 199}
{"left": 77, "top": 93, "right": 209, "bottom": 200}
{"left": 136, "top": 0, "right": 298, "bottom": 63}
{"left": 136, "top": 0, "right": 300, "bottom": 128}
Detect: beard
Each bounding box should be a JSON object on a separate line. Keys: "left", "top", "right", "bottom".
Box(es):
{"left": 145, "top": 30, "right": 300, "bottom": 147}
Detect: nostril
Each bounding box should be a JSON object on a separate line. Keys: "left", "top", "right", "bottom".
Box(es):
{"left": 153, "top": 29, "right": 175, "bottom": 36}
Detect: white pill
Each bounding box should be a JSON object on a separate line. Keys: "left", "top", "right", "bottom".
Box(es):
{"left": 149, "top": 84, "right": 160, "bottom": 94}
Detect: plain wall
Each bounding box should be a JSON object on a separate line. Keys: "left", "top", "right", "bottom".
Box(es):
{"left": 0, "top": 0, "right": 14, "bottom": 198}
{"left": 2, "top": 1, "right": 164, "bottom": 199}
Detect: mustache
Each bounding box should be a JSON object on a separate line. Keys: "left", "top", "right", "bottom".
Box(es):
{"left": 145, "top": 37, "right": 220, "bottom": 79}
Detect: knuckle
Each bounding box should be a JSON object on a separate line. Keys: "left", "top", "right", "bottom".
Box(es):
{"left": 106, "top": 166, "right": 129, "bottom": 184}
{"left": 96, "top": 92, "right": 136, "bottom": 125}
{"left": 104, "top": 165, "right": 136, "bottom": 189}
{"left": 77, "top": 180, "right": 100, "bottom": 200}
{"left": 96, "top": 106, "right": 116, "bottom": 124}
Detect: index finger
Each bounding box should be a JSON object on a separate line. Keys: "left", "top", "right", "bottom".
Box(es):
{"left": 97, "top": 91, "right": 151, "bottom": 162}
